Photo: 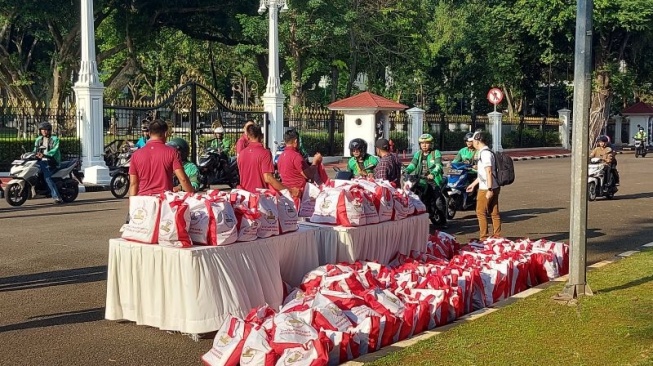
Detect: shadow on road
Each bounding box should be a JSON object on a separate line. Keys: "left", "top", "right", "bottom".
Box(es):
{"left": 0, "top": 197, "right": 119, "bottom": 213}
{"left": 597, "top": 274, "right": 653, "bottom": 294}
{"left": 0, "top": 266, "right": 107, "bottom": 293}
{"left": 527, "top": 228, "right": 605, "bottom": 243}
{"left": 0, "top": 208, "right": 119, "bottom": 219}
{"left": 613, "top": 192, "right": 653, "bottom": 200}
{"left": 501, "top": 207, "right": 564, "bottom": 224}
{"left": 0, "top": 308, "right": 105, "bottom": 333}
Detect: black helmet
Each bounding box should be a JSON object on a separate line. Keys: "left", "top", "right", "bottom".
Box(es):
{"left": 597, "top": 135, "right": 609, "bottom": 143}
{"left": 38, "top": 122, "right": 52, "bottom": 131}
{"left": 349, "top": 138, "right": 368, "bottom": 155}
{"left": 167, "top": 138, "right": 190, "bottom": 161}
{"left": 464, "top": 132, "right": 474, "bottom": 142}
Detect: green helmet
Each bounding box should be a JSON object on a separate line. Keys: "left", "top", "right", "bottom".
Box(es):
{"left": 418, "top": 133, "right": 434, "bottom": 143}
{"left": 167, "top": 138, "right": 190, "bottom": 161}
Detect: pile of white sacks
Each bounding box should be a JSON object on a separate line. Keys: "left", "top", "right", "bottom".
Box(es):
{"left": 300, "top": 178, "right": 425, "bottom": 226}
{"left": 202, "top": 231, "right": 569, "bottom": 366}
{"left": 120, "top": 189, "right": 299, "bottom": 247}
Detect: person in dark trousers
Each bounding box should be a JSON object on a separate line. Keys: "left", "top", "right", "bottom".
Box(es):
{"left": 33, "top": 122, "right": 62, "bottom": 203}
{"left": 466, "top": 131, "right": 501, "bottom": 241}
{"left": 373, "top": 138, "right": 402, "bottom": 187}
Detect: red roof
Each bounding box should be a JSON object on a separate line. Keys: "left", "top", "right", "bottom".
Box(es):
{"left": 327, "top": 91, "right": 408, "bottom": 110}
{"left": 622, "top": 101, "right": 653, "bottom": 115}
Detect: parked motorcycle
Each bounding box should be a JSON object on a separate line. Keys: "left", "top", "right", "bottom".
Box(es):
{"left": 197, "top": 148, "right": 239, "bottom": 190}
{"left": 4, "top": 151, "right": 81, "bottom": 206}
{"left": 109, "top": 143, "right": 136, "bottom": 198}
{"left": 444, "top": 162, "right": 477, "bottom": 219}
{"left": 634, "top": 138, "right": 647, "bottom": 158}
{"left": 403, "top": 174, "right": 447, "bottom": 226}
{"left": 587, "top": 157, "right": 618, "bottom": 201}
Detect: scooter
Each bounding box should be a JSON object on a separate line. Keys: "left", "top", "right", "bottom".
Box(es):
{"left": 197, "top": 148, "right": 239, "bottom": 190}
{"left": 4, "top": 150, "right": 81, "bottom": 206}
{"left": 273, "top": 140, "right": 286, "bottom": 180}
{"left": 445, "top": 162, "right": 477, "bottom": 219}
{"left": 634, "top": 138, "right": 647, "bottom": 158}
{"left": 587, "top": 157, "right": 618, "bottom": 201}
{"left": 403, "top": 174, "right": 447, "bottom": 226}
{"left": 109, "top": 143, "right": 136, "bottom": 199}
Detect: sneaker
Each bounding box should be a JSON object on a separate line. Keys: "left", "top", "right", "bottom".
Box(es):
{"left": 53, "top": 198, "right": 63, "bottom": 204}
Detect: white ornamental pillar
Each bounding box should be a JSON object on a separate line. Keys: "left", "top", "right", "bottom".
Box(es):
{"left": 487, "top": 111, "right": 503, "bottom": 151}
{"left": 406, "top": 107, "right": 425, "bottom": 153}
{"left": 73, "top": 0, "right": 110, "bottom": 185}
{"left": 613, "top": 115, "right": 623, "bottom": 146}
{"left": 557, "top": 108, "right": 571, "bottom": 149}
{"left": 259, "top": 0, "right": 287, "bottom": 154}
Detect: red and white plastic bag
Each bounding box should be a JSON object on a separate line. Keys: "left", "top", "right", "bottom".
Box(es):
{"left": 310, "top": 188, "right": 342, "bottom": 225}
{"left": 275, "top": 339, "right": 329, "bottom": 366}
{"left": 277, "top": 189, "right": 299, "bottom": 233}
{"left": 392, "top": 192, "right": 411, "bottom": 221}
{"left": 239, "top": 326, "right": 277, "bottom": 366}
{"left": 233, "top": 204, "right": 261, "bottom": 242}
{"left": 253, "top": 190, "right": 280, "bottom": 238}
{"left": 158, "top": 192, "right": 192, "bottom": 247}
{"left": 271, "top": 310, "right": 319, "bottom": 355}
{"left": 299, "top": 182, "right": 321, "bottom": 217}
{"left": 336, "top": 188, "right": 365, "bottom": 227}
{"left": 202, "top": 316, "right": 249, "bottom": 366}
{"left": 121, "top": 195, "right": 161, "bottom": 244}
{"left": 185, "top": 195, "right": 212, "bottom": 245}
{"left": 207, "top": 198, "right": 239, "bottom": 246}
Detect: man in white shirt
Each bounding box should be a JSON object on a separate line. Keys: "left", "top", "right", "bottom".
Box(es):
{"left": 466, "top": 131, "right": 501, "bottom": 240}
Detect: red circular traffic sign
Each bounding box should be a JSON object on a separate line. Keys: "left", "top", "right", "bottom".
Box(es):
{"left": 487, "top": 88, "right": 504, "bottom": 105}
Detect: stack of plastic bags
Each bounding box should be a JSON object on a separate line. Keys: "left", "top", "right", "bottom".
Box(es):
{"left": 299, "top": 178, "right": 426, "bottom": 227}
{"left": 201, "top": 232, "right": 570, "bottom": 365}
{"left": 120, "top": 188, "right": 299, "bottom": 248}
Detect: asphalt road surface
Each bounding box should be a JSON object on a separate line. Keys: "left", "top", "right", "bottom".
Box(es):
{"left": 1, "top": 155, "right": 652, "bottom": 365}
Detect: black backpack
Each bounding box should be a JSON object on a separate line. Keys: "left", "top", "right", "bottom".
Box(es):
{"left": 492, "top": 151, "right": 515, "bottom": 186}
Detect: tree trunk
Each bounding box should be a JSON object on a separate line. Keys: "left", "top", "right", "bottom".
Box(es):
{"left": 330, "top": 66, "right": 339, "bottom": 103}
{"left": 589, "top": 69, "right": 611, "bottom": 148}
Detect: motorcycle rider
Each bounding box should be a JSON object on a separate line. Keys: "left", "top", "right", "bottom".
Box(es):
{"left": 452, "top": 132, "right": 477, "bottom": 165}
{"left": 347, "top": 138, "right": 379, "bottom": 178}
{"left": 635, "top": 125, "right": 648, "bottom": 147}
{"left": 167, "top": 138, "right": 200, "bottom": 192}
{"left": 135, "top": 121, "right": 150, "bottom": 148}
{"left": 590, "top": 135, "right": 616, "bottom": 191}
{"left": 33, "top": 122, "right": 62, "bottom": 203}
{"left": 404, "top": 133, "right": 444, "bottom": 188}
{"left": 210, "top": 126, "right": 232, "bottom": 154}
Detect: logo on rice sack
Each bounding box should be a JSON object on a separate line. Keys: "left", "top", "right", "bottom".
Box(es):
{"left": 217, "top": 334, "right": 232, "bottom": 346}
{"left": 131, "top": 208, "right": 147, "bottom": 225}
{"left": 283, "top": 200, "right": 297, "bottom": 218}
{"left": 159, "top": 220, "right": 173, "bottom": 234}
{"left": 264, "top": 210, "right": 277, "bottom": 224}
{"left": 284, "top": 350, "right": 304, "bottom": 364}
{"left": 190, "top": 211, "right": 207, "bottom": 225}
{"left": 320, "top": 198, "right": 332, "bottom": 211}
{"left": 240, "top": 347, "right": 258, "bottom": 364}
{"left": 286, "top": 318, "right": 305, "bottom": 329}
{"left": 352, "top": 197, "right": 363, "bottom": 212}
{"left": 216, "top": 211, "right": 237, "bottom": 228}
{"left": 327, "top": 304, "right": 341, "bottom": 316}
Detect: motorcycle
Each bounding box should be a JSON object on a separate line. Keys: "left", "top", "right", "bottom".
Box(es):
{"left": 444, "top": 162, "right": 477, "bottom": 219}
{"left": 273, "top": 140, "right": 286, "bottom": 180}
{"left": 197, "top": 148, "right": 239, "bottom": 190}
{"left": 634, "top": 138, "right": 647, "bottom": 158}
{"left": 4, "top": 150, "right": 81, "bottom": 206}
{"left": 587, "top": 157, "right": 618, "bottom": 201}
{"left": 403, "top": 174, "right": 447, "bottom": 226}
{"left": 109, "top": 143, "right": 136, "bottom": 199}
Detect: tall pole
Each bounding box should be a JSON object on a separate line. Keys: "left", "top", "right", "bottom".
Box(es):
{"left": 73, "top": 0, "right": 110, "bottom": 184}
{"left": 560, "top": 0, "right": 594, "bottom": 299}
{"left": 259, "top": 0, "right": 287, "bottom": 153}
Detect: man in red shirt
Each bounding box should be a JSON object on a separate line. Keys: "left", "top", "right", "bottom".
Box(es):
{"left": 128, "top": 119, "right": 194, "bottom": 196}
{"left": 235, "top": 120, "right": 255, "bottom": 159}
{"left": 277, "top": 129, "right": 324, "bottom": 196}
{"left": 237, "top": 124, "right": 299, "bottom": 196}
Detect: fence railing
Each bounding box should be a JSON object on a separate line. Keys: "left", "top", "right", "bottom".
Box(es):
{"left": 0, "top": 101, "right": 81, "bottom": 171}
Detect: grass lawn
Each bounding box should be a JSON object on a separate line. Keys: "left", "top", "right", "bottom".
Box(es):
{"left": 369, "top": 249, "right": 653, "bottom": 366}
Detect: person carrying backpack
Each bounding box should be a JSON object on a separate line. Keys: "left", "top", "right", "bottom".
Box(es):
{"left": 466, "top": 131, "right": 502, "bottom": 241}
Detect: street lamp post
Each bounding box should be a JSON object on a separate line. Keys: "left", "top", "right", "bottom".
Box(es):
{"left": 258, "top": 0, "right": 288, "bottom": 153}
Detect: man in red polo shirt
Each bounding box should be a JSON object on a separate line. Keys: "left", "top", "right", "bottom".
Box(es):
{"left": 277, "top": 129, "right": 324, "bottom": 196}
{"left": 237, "top": 124, "right": 298, "bottom": 196}
{"left": 235, "top": 120, "right": 255, "bottom": 159}
{"left": 128, "top": 119, "right": 194, "bottom": 196}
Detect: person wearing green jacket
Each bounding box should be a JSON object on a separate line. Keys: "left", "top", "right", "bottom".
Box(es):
{"left": 33, "top": 122, "right": 62, "bottom": 203}
{"left": 347, "top": 138, "right": 379, "bottom": 177}
{"left": 210, "top": 127, "right": 232, "bottom": 155}
{"left": 452, "top": 132, "right": 477, "bottom": 165}
{"left": 167, "top": 138, "right": 200, "bottom": 191}
{"left": 404, "top": 133, "right": 444, "bottom": 187}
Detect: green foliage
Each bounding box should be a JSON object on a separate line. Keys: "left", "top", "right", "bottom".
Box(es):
{"left": 300, "top": 132, "right": 344, "bottom": 156}
{"left": 502, "top": 127, "right": 561, "bottom": 149}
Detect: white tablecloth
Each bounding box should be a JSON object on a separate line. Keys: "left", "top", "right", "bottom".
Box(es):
{"left": 300, "top": 213, "right": 430, "bottom": 265}
{"left": 105, "top": 227, "right": 319, "bottom": 334}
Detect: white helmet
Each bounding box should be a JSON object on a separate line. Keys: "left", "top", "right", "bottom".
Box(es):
{"left": 214, "top": 127, "right": 225, "bottom": 134}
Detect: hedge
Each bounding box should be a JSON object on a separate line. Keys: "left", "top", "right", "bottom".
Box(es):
{"left": 0, "top": 138, "right": 81, "bottom": 171}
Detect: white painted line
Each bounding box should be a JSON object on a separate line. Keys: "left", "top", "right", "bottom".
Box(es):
{"left": 617, "top": 250, "right": 640, "bottom": 258}
{"left": 642, "top": 242, "right": 653, "bottom": 248}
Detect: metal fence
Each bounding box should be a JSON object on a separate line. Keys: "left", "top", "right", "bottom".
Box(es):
{"left": 0, "top": 101, "right": 81, "bottom": 171}
{"left": 285, "top": 108, "right": 344, "bottom": 156}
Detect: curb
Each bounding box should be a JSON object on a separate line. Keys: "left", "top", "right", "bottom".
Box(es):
{"left": 342, "top": 242, "right": 653, "bottom": 365}
{"left": 511, "top": 153, "right": 571, "bottom": 161}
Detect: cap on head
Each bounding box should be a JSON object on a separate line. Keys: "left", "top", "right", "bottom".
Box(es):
{"left": 214, "top": 127, "right": 225, "bottom": 134}
{"left": 375, "top": 138, "right": 390, "bottom": 151}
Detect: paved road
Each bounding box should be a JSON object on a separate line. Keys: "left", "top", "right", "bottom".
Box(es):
{"left": 1, "top": 156, "right": 652, "bottom": 365}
